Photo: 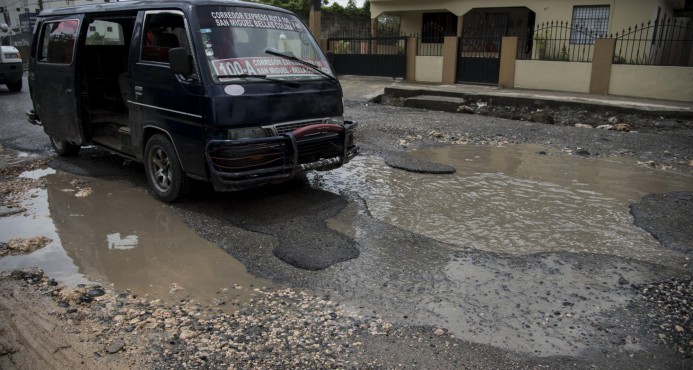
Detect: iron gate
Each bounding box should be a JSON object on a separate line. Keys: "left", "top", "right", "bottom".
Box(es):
{"left": 327, "top": 36, "right": 407, "bottom": 78}
{"left": 457, "top": 8, "right": 534, "bottom": 85}
{"left": 457, "top": 35, "right": 502, "bottom": 84}
{"left": 457, "top": 11, "right": 507, "bottom": 84}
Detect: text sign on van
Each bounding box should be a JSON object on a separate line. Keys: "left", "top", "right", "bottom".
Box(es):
{"left": 210, "top": 11, "right": 302, "bottom": 31}
{"left": 212, "top": 57, "right": 326, "bottom": 78}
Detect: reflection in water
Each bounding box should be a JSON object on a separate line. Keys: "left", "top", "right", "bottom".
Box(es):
{"left": 315, "top": 144, "right": 693, "bottom": 267}
{"left": 1, "top": 172, "right": 271, "bottom": 305}
{"left": 106, "top": 233, "right": 138, "bottom": 250}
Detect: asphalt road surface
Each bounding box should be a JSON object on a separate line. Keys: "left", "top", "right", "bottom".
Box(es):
{"left": 1, "top": 75, "right": 692, "bottom": 369}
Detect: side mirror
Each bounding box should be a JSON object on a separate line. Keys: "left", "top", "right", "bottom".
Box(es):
{"left": 169, "top": 47, "right": 191, "bottom": 77}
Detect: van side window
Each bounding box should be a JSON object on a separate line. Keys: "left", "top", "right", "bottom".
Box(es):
{"left": 86, "top": 20, "right": 125, "bottom": 45}
{"left": 38, "top": 20, "right": 80, "bottom": 64}
{"left": 141, "top": 13, "right": 189, "bottom": 63}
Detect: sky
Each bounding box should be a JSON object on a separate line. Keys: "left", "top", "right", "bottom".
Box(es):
{"left": 329, "top": 0, "right": 366, "bottom": 7}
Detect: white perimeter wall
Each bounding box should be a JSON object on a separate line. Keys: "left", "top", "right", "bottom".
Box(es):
{"left": 514, "top": 60, "right": 592, "bottom": 93}
{"left": 609, "top": 65, "right": 693, "bottom": 102}
{"left": 415, "top": 56, "right": 443, "bottom": 83}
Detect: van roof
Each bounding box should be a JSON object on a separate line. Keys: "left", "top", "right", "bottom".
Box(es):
{"left": 38, "top": 0, "right": 291, "bottom": 17}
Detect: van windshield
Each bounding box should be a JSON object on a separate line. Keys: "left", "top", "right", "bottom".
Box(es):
{"left": 197, "top": 6, "right": 333, "bottom": 82}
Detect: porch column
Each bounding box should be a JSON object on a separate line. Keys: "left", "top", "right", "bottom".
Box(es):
{"left": 309, "top": 0, "right": 321, "bottom": 40}
{"left": 499, "top": 36, "right": 518, "bottom": 89}
{"left": 590, "top": 39, "right": 616, "bottom": 95}
{"left": 406, "top": 37, "right": 417, "bottom": 81}
{"left": 370, "top": 17, "right": 378, "bottom": 54}
{"left": 441, "top": 36, "right": 458, "bottom": 84}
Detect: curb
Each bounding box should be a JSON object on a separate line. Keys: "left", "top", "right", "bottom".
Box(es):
{"left": 382, "top": 87, "right": 693, "bottom": 119}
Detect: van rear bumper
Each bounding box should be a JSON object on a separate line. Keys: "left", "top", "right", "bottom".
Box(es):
{"left": 205, "top": 121, "right": 358, "bottom": 191}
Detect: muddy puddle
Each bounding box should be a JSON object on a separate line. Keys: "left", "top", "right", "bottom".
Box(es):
{"left": 315, "top": 144, "right": 693, "bottom": 268}
{"left": 0, "top": 170, "right": 271, "bottom": 307}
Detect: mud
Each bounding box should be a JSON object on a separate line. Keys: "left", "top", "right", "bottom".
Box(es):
{"left": 1, "top": 237, "right": 52, "bottom": 257}
{"left": 0, "top": 272, "right": 141, "bottom": 370}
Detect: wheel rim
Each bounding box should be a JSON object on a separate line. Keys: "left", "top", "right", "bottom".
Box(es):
{"left": 151, "top": 147, "right": 172, "bottom": 192}
{"left": 51, "top": 137, "right": 64, "bottom": 150}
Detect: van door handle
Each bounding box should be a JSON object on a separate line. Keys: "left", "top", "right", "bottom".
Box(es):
{"left": 65, "top": 88, "right": 73, "bottom": 95}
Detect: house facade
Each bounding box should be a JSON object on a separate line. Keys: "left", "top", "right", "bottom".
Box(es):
{"left": 360, "top": 0, "right": 692, "bottom": 102}
{"left": 370, "top": 0, "right": 685, "bottom": 38}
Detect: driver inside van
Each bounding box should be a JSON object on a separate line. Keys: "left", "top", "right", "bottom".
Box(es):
{"left": 144, "top": 14, "right": 189, "bottom": 52}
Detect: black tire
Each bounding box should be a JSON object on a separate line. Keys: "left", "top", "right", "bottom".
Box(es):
{"left": 144, "top": 134, "right": 189, "bottom": 202}
{"left": 6, "top": 80, "right": 22, "bottom": 92}
{"left": 50, "top": 136, "right": 81, "bottom": 156}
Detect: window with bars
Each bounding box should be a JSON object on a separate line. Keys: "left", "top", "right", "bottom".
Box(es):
{"left": 570, "top": 5, "right": 610, "bottom": 44}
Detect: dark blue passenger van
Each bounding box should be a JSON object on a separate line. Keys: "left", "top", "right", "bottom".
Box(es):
{"left": 27, "top": 0, "right": 357, "bottom": 201}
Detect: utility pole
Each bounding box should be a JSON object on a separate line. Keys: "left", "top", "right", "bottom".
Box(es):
{"left": 309, "top": 0, "right": 321, "bottom": 41}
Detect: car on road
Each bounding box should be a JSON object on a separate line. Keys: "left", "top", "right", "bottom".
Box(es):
{"left": 0, "top": 45, "right": 23, "bottom": 92}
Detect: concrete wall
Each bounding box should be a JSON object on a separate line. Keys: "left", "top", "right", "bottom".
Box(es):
{"left": 609, "top": 65, "right": 693, "bottom": 102}
{"left": 399, "top": 12, "right": 422, "bottom": 35}
{"left": 415, "top": 56, "right": 444, "bottom": 82}
{"left": 514, "top": 60, "right": 592, "bottom": 93}
{"left": 502, "top": 37, "right": 692, "bottom": 101}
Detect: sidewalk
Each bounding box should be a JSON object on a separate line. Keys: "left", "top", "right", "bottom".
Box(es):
{"left": 338, "top": 75, "right": 693, "bottom": 118}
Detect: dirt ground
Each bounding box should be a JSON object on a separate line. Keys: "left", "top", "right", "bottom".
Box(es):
{"left": 0, "top": 271, "right": 145, "bottom": 370}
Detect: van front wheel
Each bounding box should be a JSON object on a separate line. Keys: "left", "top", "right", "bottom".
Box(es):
{"left": 144, "top": 134, "right": 189, "bottom": 202}
{"left": 50, "top": 136, "right": 80, "bottom": 157}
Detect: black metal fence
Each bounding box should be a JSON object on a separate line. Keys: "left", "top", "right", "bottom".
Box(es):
{"left": 517, "top": 18, "right": 693, "bottom": 66}
{"left": 324, "top": 25, "right": 403, "bottom": 39}
{"left": 519, "top": 21, "right": 605, "bottom": 62}
{"left": 613, "top": 18, "right": 693, "bottom": 66}
{"left": 326, "top": 26, "right": 407, "bottom": 78}
{"left": 327, "top": 26, "right": 452, "bottom": 57}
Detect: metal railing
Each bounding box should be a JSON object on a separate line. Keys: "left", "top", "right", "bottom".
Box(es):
{"left": 410, "top": 33, "right": 445, "bottom": 56}
{"left": 519, "top": 21, "right": 605, "bottom": 62}
{"left": 323, "top": 25, "right": 403, "bottom": 39}
{"left": 613, "top": 18, "right": 693, "bottom": 66}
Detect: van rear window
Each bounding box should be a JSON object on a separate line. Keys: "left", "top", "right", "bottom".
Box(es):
{"left": 86, "top": 20, "right": 125, "bottom": 45}
{"left": 38, "top": 20, "right": 79, "bottom": 64}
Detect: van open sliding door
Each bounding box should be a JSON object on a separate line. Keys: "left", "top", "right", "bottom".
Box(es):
{"left": 31, "top": 15, "right": 86, "bottom": 146}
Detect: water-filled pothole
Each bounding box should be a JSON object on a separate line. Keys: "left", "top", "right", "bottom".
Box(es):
{"left": 0, "top": 171, "right": 271, "bottom": 306}
{"left": 315, "top": 144, "right": 693, "bottom": 267}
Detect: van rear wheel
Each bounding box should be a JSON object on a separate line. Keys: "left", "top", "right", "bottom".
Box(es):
{"left": 144, "top": 134, "right": 189, "bottom": 202}
{"left": 50, "top": 136, "right": 81, "bottom": 157}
